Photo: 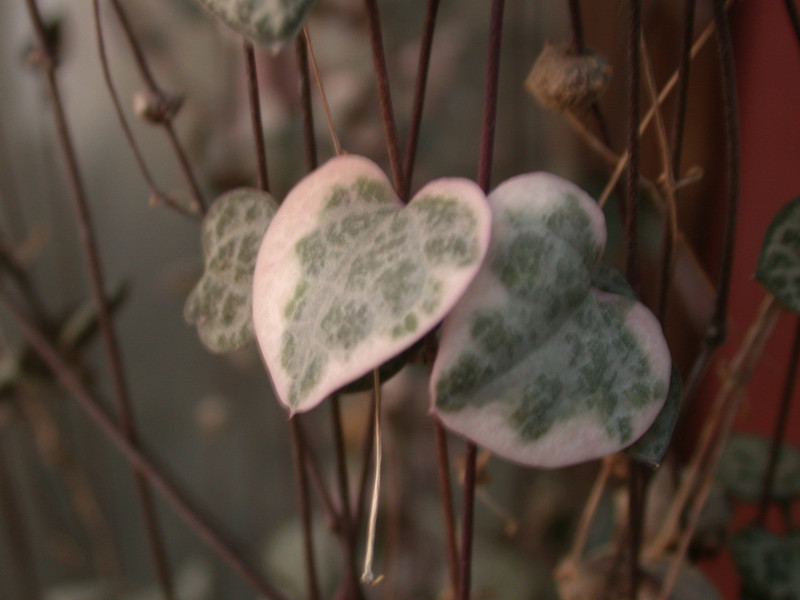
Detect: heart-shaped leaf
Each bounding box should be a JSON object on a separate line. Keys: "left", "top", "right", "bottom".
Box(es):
{"left": 733, "top": 526, "right": 800, "bottom": 599}
{"left": 431, "top": 173, "right": 671, "bottom": 468}
{"left": 185, "top": 188, "right": 278, "bottom": 352}
{"left": 626, "top": 365, "right": 682, "bottom": 468}
{"left": 717, "top": 433, "right": 800, "bottom": 502}
{"left": 192, "top": 0, "right": 315, "bottom": 48}
{"left": 757, "top": 195, "right": 800, "bottom": 312}
{"left": 252, "top": 155, "right": 491, "bottom": 414}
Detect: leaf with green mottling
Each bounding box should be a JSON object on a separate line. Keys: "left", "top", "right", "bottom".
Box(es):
{"left": 252, "top": 155, "right": 491, "bottom": 414}
{"left": 626, "top": 366, "right": 682, "bottom": 468}
{"left": 431, "top": 173, "right": 671, "bottom": 468}
{"left": 717, "top": 434, "right": 800, "bottom": 502}
{"left": 733, "top": 527, "right": 800, "bottom": 600}
{"left": 185, "top": 188, "right": 278, "bottom": 353}
{"left": 757, "top": 195, "right": 800, "bottom": 312}
{"left": 191, "top": 0, "right": 315, "bottom": 48}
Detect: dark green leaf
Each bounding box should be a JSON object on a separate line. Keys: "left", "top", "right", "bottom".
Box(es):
{"left": 717, "top": 434, "right": 800, "bottom": 502}
{"left": 757, "top": 195, "right": 800, "bottom": 312}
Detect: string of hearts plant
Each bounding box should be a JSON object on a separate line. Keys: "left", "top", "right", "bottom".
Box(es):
{"left": 5, "top": 0, "right": 800, "bottom": 599}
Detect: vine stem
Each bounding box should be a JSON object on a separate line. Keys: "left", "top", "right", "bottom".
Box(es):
{"left": 435, "top": 421, "right": 460, "bottom": 596}
{"left": 557, "top": 456, "right": 614, "bottom": 580}
{"left": 92, "top": 0, "right": 197, "bottom": 219}
{"left": 640, "top": 36, "right": 679, "bottom": 323}
{"left": 107, "top": 0, "right": 207, "bottom": 215}
{"left": 757, "top": 315, "right": 800, "bottom": 524}
{"left": 0, "top": 287, "right": 291, "bottom": 600}
{"left": 671, "top": 0, "right": 697, "bottom": 177}
{"left": 459, "top": 4, "right": 505, "bottom": 599}
{"left": 243, "top": 40, "right": 270, "bottom": 192}
{"left": 646, "top": 295, "right": 782, "bottom": 560}
{"left": 362, "top": 0, "right": 406, "bottom": 201}
{"left": 625, "top": 3, "right": 643, "bottom": 594}
{"left": 360, "top": 370, "right": 383, "bottom": 584}
{"left": 597, "top": 0, "right": 736, "bottom": 208}
{"left": 303, "top": 26, "right": 343, "bottom": 156}
{"left": 0, "top": 439, "right": 40, "bottom": 600}
{"left": 22, "top": 0, "right": 175, "bottom": 596}
{"left": 655, "top": 296, "right": 782, "bottom": 600}
{"left": 330, "top": 396, "right": 365, "bottom": 600}
{"left": 403, "top": 0, "right": 441, "bottom": 191}
{"left": 290, "top": 420, "right": 322, "bottom": 600}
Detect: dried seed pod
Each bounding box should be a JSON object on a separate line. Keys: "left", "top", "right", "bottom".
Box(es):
{"left": 525, "top": 42, "right": 612, "bottom": 112}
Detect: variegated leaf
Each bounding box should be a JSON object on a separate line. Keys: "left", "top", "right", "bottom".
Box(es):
{"left": 431, "top": 173, "right": 671, "bottom": 468}
{"left": 757, "top": 195, "right": 800, "bottom": 312}
{"left": 185, "top": 188, "right": 278, "bottom": 352}
{"left": 252, "top": 155, "right": 491, "bottom": 414}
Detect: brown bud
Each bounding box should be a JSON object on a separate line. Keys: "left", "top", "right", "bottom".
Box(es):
{"left": 133, "top": 90, "right": 184, "bottom": 124}
{"left": 525, "top": 42, "right": 612, "bottom": 112}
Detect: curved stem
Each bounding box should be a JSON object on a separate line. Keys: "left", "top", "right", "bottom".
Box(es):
{"left": 107, "top": 0, "right": 207, "bottom": 214}
{"left": 23, "top": 1, "right": 175, "bottom": 595}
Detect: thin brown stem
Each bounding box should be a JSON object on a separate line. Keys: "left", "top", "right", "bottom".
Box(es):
{"left": 758, "top": 316, "right": 800, "bottom": 524}
{"left": 303, "top": 26, "right": 342, "bottom": 157}
{"left": 330, "top": 396, "right": 365, "bottom": 600}
{"left": 243, "top": 41, "right": 270, "bottom": 192}
{"left": 707, "top": 0, "right": 740, "bottom": 348}
{"left": 23, "top": 1, "right": 175, "bottom": 596}
{"left": 0, "top": 438, "right": 40, "bottom": 600}
{"left": 92, "top": 0, "right": 197, "bottom": 219}
{"left": 625, "top": 0, "right": 641, "bottom": 289}
{"left": 294, "top": 421, "right": 342, "bottom": 524}
{"left": 567, "top": 0, "right": 586, "bottom": 54}
{"left": 0, "top": 287, "right": 291, "bottom": 600}
{"left": 107, "top": 0, "right": 207, "bottom": 214}
{"left": 560, "top": 456, "right": 613, "bottom": 576}
{"left": 647, "top": 295, "right": 782, "bottom": 559}
{"left": 290, "top": 419, "right": 322, "bottom": 600}
{"left": 458, "top": 442, "right": 478, "bottom": 600}
{"left": 296, "top": 36, "right": 318, "bottom": 172}
{"left": 435, "top": 421, "right": 459, "bottom": 596}
{"left": 363, "top": 0, "right": 406, "bottom": 200}
{"left": 640, "top": 36, "right": 680, "bottom": 323}
{"left": 671, "top": 0, "right": 697, "bottom": 177}
{"left": 402, "top": 0, "right": 441, "bottom": 192}
{"left": 459, "top": 3, "right": 505, "bottom": 597}
{"left": 598, "top": 0, "right": 736, "bottom": 208}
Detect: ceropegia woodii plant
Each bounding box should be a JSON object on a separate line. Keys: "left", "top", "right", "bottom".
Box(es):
{"left": 431, "top": 173, "right": 671, "bottom": 468}
{"left": 191, "top": 0, "right": 316, "bottom": 48}
{"left": 185, "top": 188, "right": 279, "bottom": 352}
{"left": 252, "top": 155, "right": 492, "bottom": 414}
{"left": 756, "top": 195, "right": 800, "bottom": 313}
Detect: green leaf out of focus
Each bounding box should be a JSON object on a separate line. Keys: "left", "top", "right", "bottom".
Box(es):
{"left": 185, "top": 188, "right": 278, "bottom": 353}
{"left": 757, "top": 195, "right": 800, "bottom": 312}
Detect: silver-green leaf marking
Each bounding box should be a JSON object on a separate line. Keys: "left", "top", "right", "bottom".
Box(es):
{"left": 185, "top": 188, "right": 278, "bottom": 352}
{"left": 757, "top": 195, "right": 800, "bottom": 313}
{"left": 252, "top": 155, "right": 491, "bottom": 414}
{"left": 431, "top": 173, "right": 671, "bottom": 468}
